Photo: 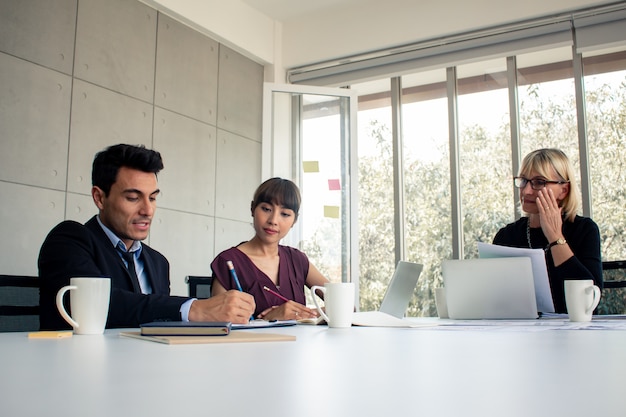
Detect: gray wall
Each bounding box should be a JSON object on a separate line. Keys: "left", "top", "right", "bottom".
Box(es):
{"left": 0, "top": 0, "right": 264, "bottom": 296}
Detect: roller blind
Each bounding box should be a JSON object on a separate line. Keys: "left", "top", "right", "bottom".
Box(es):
{"left": 574, "top": 8, "right": 626, "bottom": 54}
{"left": 289, "top": 22, "right": 572, "bottom": 86}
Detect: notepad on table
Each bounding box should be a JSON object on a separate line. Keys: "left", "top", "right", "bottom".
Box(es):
{"left": 120, "top": 331, "right": 296, "bottom": 344}
{"left": 140, "top": 321, "right": 231, "bottom": 336}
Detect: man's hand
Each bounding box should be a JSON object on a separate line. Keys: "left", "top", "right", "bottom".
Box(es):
{"left": 188, "top": 290, "right": 255, "bottom": 324}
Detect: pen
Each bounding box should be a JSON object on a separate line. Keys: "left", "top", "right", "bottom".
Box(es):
{"left": 227, "top": 260, "right": 254, "bottom": 321}
{"left": 226, "top": 260, "right": 243, "bottom": 291}
{"left": 263, "top": 285, "right": 290, "bottom": 303}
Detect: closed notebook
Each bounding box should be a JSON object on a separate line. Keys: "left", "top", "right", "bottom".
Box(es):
{"left": 140, "top": 321, "right": 231, "bottom": 336}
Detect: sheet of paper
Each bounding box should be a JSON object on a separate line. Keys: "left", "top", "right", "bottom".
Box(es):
{"left": 231, "top": 320, "right": 297, "bottom": 329}
{"left": 352, "top": 311, "right": 436, "bottom": 328}
{"left": 429, "top": 318, "right": 626, "bottom": 331}
{"left": 477, "top": 242, "right": 555, "bottom": 313}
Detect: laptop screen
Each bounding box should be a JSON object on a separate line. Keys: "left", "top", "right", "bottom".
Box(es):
{"left": 379, "top": 261, "right": 423, "bottom": 318}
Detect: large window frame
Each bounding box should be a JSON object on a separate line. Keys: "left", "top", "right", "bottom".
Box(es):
{"left": 261, "top": 83, "right": 360, "bottom": 297}
{"left": 282, "top": 4, "right": 626, "bottom": 315}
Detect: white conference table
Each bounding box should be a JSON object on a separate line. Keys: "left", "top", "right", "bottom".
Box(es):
{"left": 2, "top": 320, "right": 626, "bottom": 417}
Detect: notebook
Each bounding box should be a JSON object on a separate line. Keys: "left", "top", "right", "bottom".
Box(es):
{"left": 442, "top": 257, "right": 538, "bottom": 320}
{"left": 352, "top": 260, "right": 425, "bottom": 327}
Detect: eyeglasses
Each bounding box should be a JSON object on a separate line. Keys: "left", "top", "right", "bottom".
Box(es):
{"left": 514, "top": 177, "right": 569, "bottom": 190}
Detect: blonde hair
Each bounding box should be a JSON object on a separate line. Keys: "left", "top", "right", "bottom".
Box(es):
{"left": 519, "top": 148, "right": 580, "bottom": 222}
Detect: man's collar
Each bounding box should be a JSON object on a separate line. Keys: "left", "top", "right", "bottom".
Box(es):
{"left": 96, "top": 215, "right": 142, "bottom": 253}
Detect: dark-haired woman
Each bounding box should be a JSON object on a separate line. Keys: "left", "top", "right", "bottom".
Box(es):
{"left": 211, "top": 178, "right": 329, "bottom": 320}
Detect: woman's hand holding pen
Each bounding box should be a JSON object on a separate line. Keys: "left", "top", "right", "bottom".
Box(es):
{"left": 256, "top": 300, "right": 318, "bottom": 321}
{"left": 188, "top": 291, "right": 255, "bottom": 324}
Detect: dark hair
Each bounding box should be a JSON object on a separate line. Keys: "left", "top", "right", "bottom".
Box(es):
{"left": 92, "top": 144, "right": 164, "bottom": 196}
{"left": 251, "top": 178, "right": 301, "bottom": 220}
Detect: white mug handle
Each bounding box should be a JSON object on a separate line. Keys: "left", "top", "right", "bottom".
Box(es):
{"left": 56, "top": 285, "right": 79, "bottom": 330}
{"left": 585, "top": 285, "right": 601, "bottom": 315}
{"left": 310, "top": 285, "right": 329, "bottom": 323}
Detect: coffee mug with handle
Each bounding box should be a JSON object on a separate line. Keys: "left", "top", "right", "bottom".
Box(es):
{"left": 56, "top": 277, "right": 111, "bottom": 334}
{"left": 310, "top": 282, "right": 355, "bottom": 328}
{"left": 564, "top": 279, "right": 601, "bottom": 322}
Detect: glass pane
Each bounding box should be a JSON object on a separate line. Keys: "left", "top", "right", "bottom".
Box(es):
{"left": 517, "top": 48, "right": 579, "bottom": 162}
{"left": 299, "top": 94, "right": 352, "bottom": 286}
{"left": 402, "top": 69, "right": 451, "bottom": 317}
{"left": 457, "top": 58, "right": 513, "bottom": 259}
{"left": 352, "top": 79, "right": 395, "bottom": 311}
{"left": 584, "top": 50, "right": 626, "bottom": 262}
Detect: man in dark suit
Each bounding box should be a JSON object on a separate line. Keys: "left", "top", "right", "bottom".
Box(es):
{"left": 38, "top": 144, "right": 255, "bottom": 330}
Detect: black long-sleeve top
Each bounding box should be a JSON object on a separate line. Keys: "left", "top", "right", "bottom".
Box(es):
{"left": 493, "top": 215, "right": 602, "bottom": 313}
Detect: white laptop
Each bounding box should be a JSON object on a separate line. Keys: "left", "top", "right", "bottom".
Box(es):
{"left": 379, "top": 261, "right": 424, "bottom": 318}
{"left": 352, "top": 261, "right": 425, "bottom": 327}
{"left": 442, "top": 257, "right": 538, "bottom": 320}
{"left": 477, "top": 242, "right": 555, "bottom": 313}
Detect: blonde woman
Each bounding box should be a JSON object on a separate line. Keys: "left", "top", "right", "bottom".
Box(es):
{"left": 493, "top": 148, "right": 602, "bottom": 313}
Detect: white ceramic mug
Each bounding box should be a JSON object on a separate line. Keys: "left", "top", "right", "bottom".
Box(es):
{"left": 56, "top": 277, "right": 111, "bottom": 334}
{"left": 311, "top": 282, "right": 355, "bottom": 328}
{"left": 564, "top": 279, "right": 601, "bottom": 322}
{"left": 435, "top": 287, "right": 449, "bottom": 319}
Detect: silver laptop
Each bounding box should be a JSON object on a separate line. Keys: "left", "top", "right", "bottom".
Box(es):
{"left": 442, "top": 257, "right": 538, "bottom": 319}
{"left": 378, "top": 260, "right": 424, "bottom": 318}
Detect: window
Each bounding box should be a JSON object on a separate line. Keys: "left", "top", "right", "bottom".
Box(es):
{"left": 401, "top": 70, "right": 450, "bottom": 316}
{"left": 517, "top": 47, "right": 578, "bottom": 160}
{"left": 584, "top": 50, "right": 626, "bottom": 261}
{"left": 351, "top": 50, "right": 626, "bottom": 316}
{"left": 457, "top": 58, "right": 512, "bottom": 259}
{"left": 353, "top": 80, "right": 394, "bottom": 311}
{"left": 286, "top": 5, "right": 626, "bottom": 316}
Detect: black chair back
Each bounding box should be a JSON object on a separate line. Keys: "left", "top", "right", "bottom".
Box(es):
{"left": 597, "top": 261, "right": 626, "bottom": 315}
{"left": 186, "top": 276, "right": 213, "bottom": 299}
{"left": 0, "top": 275, "right": 40, "bottom": 332}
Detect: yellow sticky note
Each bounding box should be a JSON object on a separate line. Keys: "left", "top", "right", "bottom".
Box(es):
{"left": 28, "top": 331, "right": 73, "bottom": 339}
{"left": 302, "top": 161, "right": 320, "bottom": 173}
{"left": 324, "top": 205, "right": 340, "bottom": 218}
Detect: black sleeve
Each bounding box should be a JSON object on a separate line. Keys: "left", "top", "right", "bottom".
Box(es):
{"left": 38, "top": 221, "right": 188, "bottom": 330}
{"left": 553, "top": 218, "right": 603, "bottom": 289}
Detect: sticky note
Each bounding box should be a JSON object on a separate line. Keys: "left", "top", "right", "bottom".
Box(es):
{"left": 324, "top": 205, "right": 340, "bottom": 218}
{"left": 302, "top": 161, "right": 320, "bottom": 173}
{"left": 28, "top": 331, "right": 73, "bottom": 339}
{"left": 328, "top": 179, "right": 341, "bottom": 191}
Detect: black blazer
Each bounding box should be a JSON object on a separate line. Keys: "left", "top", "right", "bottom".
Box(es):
{"left": 38, "top": 216, "right": 189, "bottom": 330}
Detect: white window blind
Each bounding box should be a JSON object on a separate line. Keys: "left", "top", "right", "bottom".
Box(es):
{"left": 574, "top": 8, "right": 626, "bottom": 54}
{"left": 288, "top": 4, "right": 626, "bottom": 87}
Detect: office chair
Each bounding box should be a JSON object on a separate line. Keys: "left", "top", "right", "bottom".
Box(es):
{"left": 596, "top": 261, "right": 626, "bottom": 315}
{"left": 0, "top": 275, "right": 40, "bottom": 332}
{"left": 186, "top": 276, "right": 213, "bottom": 299}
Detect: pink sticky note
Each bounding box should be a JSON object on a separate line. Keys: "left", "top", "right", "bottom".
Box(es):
{"left": 328, "top": 179, "right": 341, "bottom": 191}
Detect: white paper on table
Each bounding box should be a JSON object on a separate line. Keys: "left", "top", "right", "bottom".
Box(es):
{"left": 352, "top": 311, "right": 435, "bottom": 328}
{"left": 477, "top": 242, "right": 555, "bottom": 313}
